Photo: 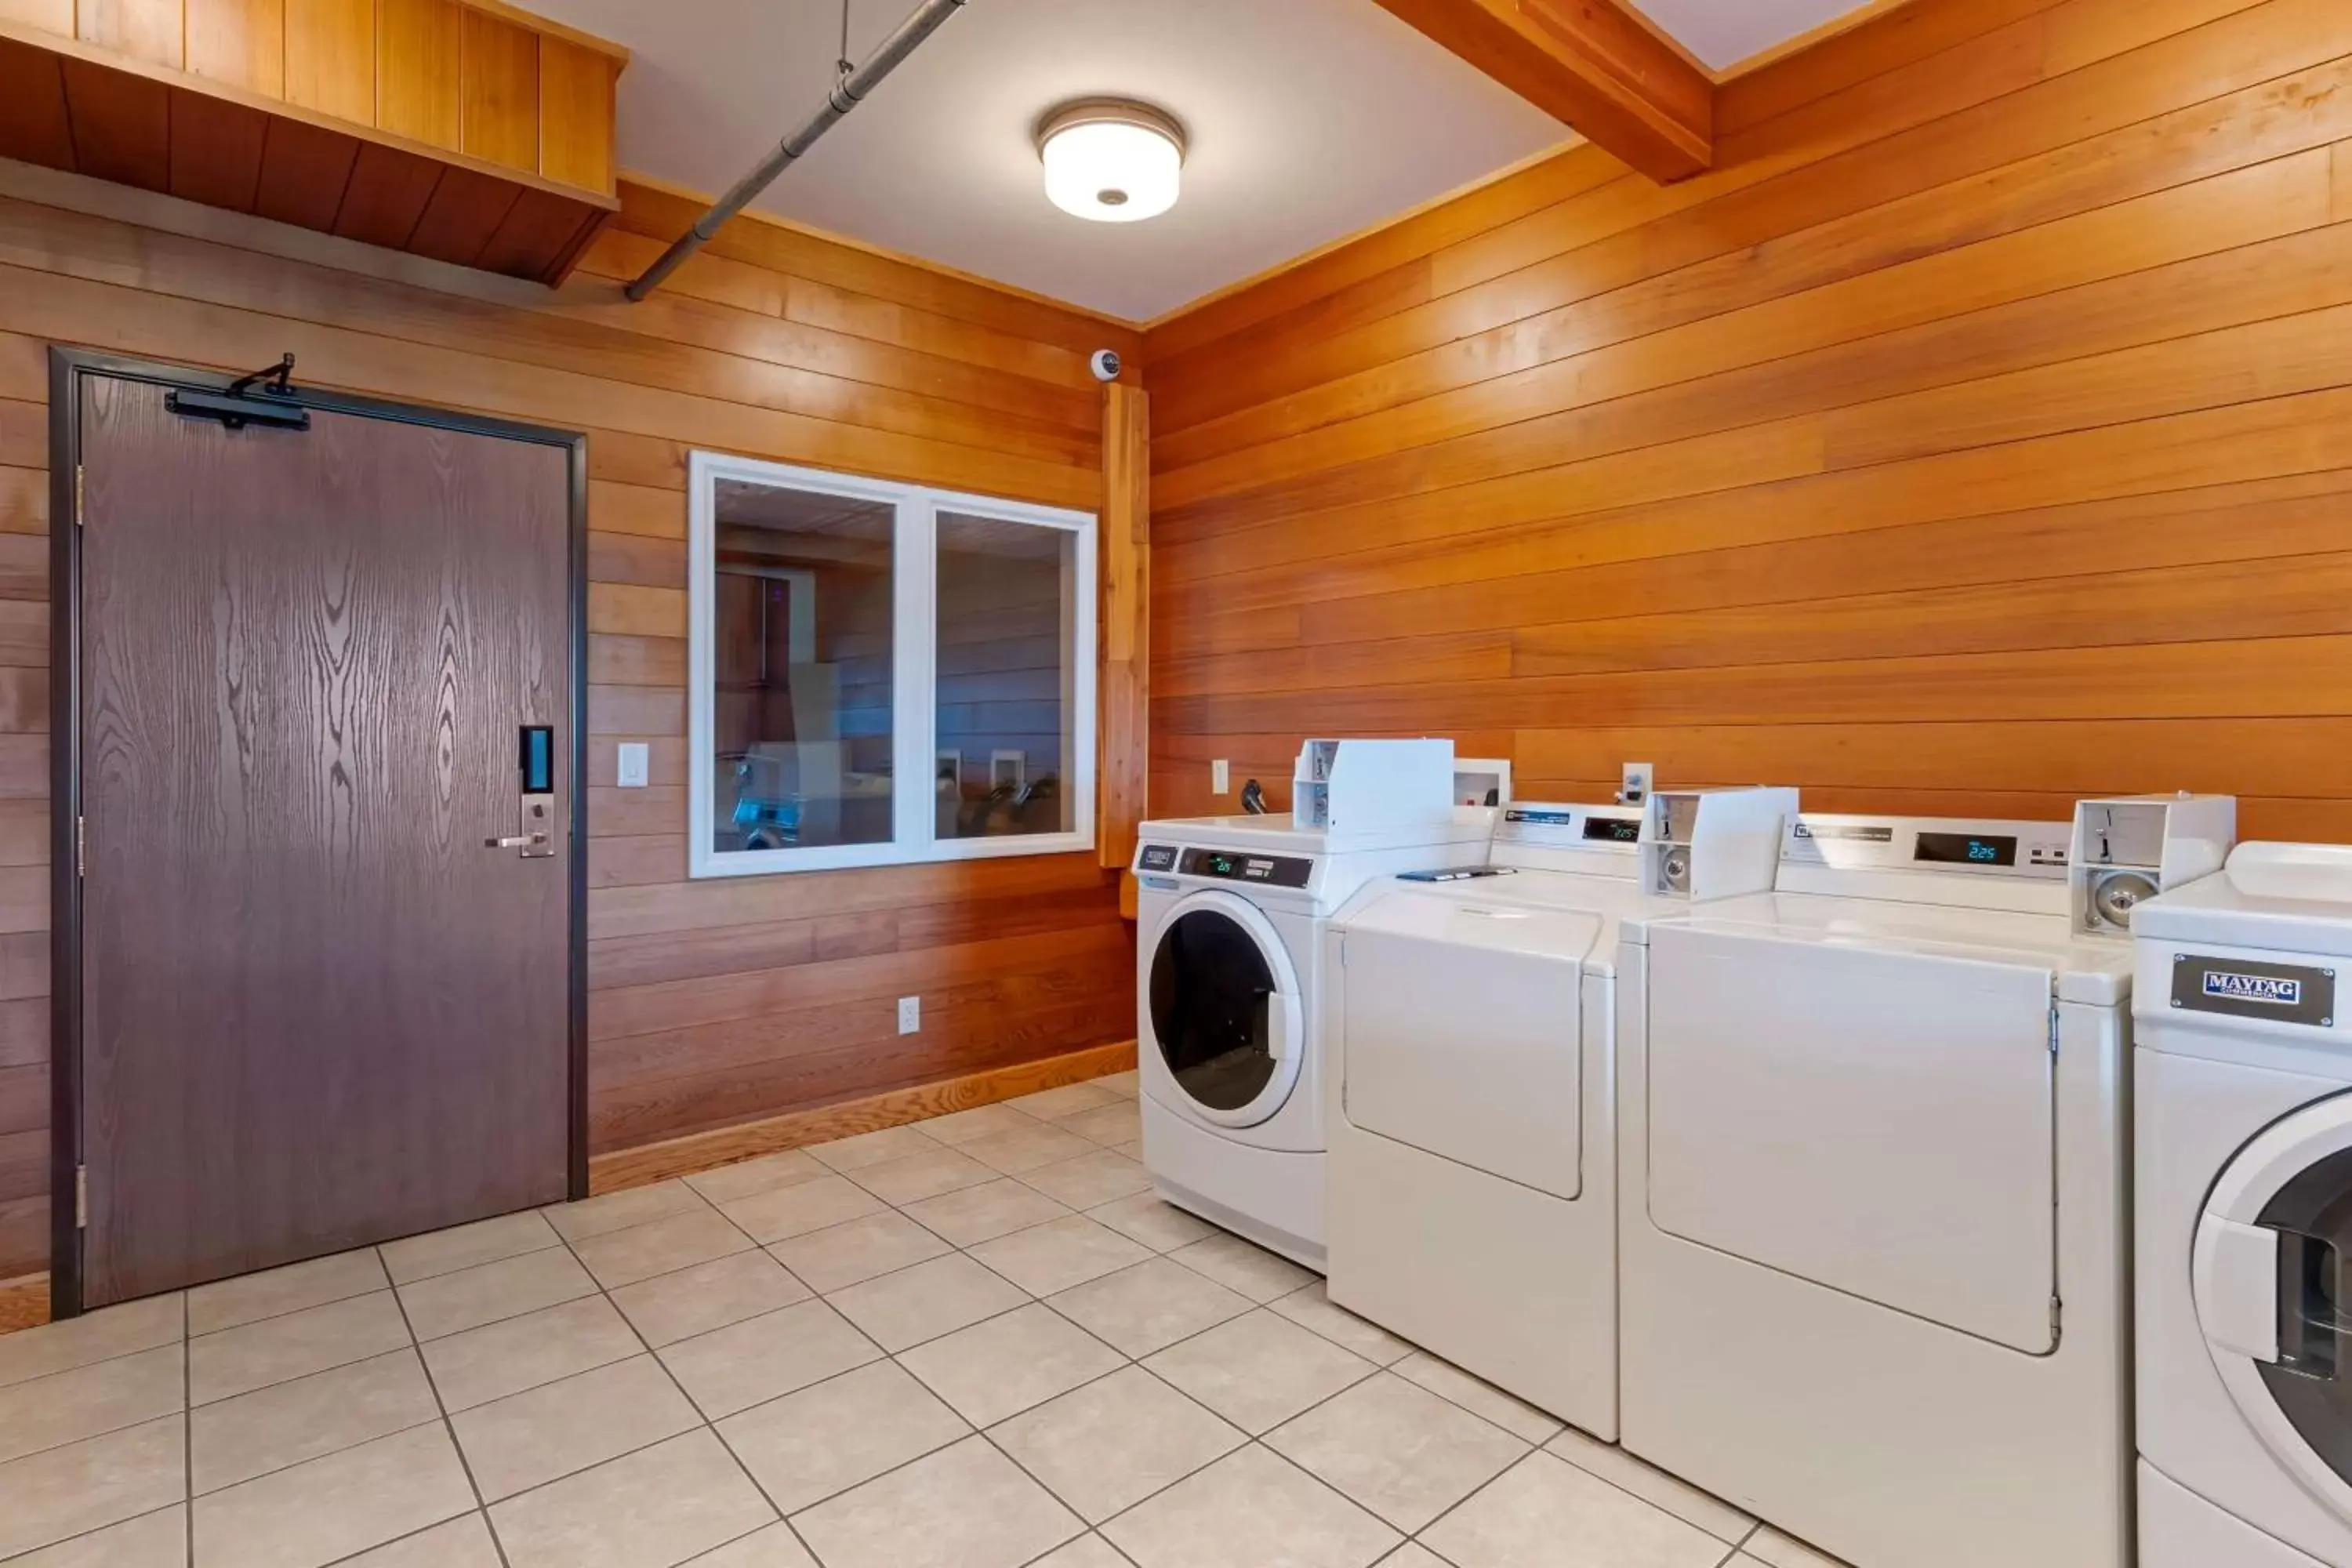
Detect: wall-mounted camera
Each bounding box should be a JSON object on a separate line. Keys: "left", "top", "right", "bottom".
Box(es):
{"left": 1090, "top": 349, "right": 1123, "bottom": 382}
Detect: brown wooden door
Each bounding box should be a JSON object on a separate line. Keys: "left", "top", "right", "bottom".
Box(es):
{"left": 75, "top": 375, "right": 575, "bottom": 1307}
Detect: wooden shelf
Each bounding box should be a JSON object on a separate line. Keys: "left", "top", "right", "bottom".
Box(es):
{"left": 0, "top": 0, "right": 623, "bottom": 285}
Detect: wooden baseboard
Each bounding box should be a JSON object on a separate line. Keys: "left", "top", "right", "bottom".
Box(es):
{"left": 0, "top": 1272, "right": 49, "bottom": 1336}
{"left": 588, "top": 1040, "right": 1140, "bottom": 1196}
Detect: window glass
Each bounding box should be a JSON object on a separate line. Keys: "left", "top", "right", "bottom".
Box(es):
{"left": 709, "top": 478, "right": 895, "bottom": 856}
{"left": 935, "top": 510, "right": 1079, "bottom": 841}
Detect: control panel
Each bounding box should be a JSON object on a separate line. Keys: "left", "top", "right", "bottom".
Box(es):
{"left": 1178, "top": 847, "right": 1314, "bottom": 888}
{"left": 1784, "top": 816, "right": 2072, "bottom": 879}
{"left": 1494, "top": 804, "right": 1643, "bottom": 851}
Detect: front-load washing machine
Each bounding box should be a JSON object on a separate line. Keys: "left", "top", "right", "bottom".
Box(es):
{"left": 2136, "top": 843, "right": 2352, "bottom": 1567}
{"left": 1618, "top": 797, "right": 2232, "bottom": 1568}
{"left": 1132, "top": 812, "right": 1490, "bottom": 1268}
{"left": 1321, "top": 795, "right": 1787, "bottom": 1436}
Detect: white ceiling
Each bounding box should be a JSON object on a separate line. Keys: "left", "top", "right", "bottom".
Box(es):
{"left": 531, "top": 0, "right": 1867, "bottom": 322}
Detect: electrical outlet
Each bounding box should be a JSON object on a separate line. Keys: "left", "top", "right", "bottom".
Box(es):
{"left": 1621, "top": 761, "right": 1653, "bottom": 806}
{"left": 1212, "top": 760, "right": 1230, "bottom": 795}
{"left": 897, "top": 996, "right": 920, "bottom": 1035}
{"left": 615, "top": 743, "right": 650, "bottom": 789}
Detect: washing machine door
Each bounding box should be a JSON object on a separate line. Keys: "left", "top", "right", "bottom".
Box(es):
{"left": 1146, "top": 890, "right": 1305, "bottom": 1129}
{"left": 2196, "top": 1091, "right": 2352, "bottom": 1523}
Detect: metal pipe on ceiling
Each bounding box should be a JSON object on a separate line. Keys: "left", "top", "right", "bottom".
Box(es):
{"left": 624, "top": 0, "right": 971, "bottom": 302}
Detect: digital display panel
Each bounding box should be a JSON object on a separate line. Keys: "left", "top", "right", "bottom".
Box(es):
{"left": 1915, "top": 832, "right": 2018, "bottom": 868}
{"left": 1582, "top": 818, "right": 1643, "bottom": 844}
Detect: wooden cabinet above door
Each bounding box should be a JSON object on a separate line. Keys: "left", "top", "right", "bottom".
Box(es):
{"left": 0, "top": 0, "right": 626, "bottom": 285}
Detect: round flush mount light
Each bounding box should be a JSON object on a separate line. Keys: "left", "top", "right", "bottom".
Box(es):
{"left": 1036, "top": 99, "right": 1186, "bottom": 223}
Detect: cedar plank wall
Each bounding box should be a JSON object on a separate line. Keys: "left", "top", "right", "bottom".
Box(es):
{"left": 0, "top": 176, "right": 1141, "bottom": 1280}
{"left": 1143, "top": 0, "right": 2352, "bottom": 837}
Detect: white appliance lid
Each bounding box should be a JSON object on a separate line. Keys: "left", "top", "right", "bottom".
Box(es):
{"left": 2134, "top": 843, "right": 2352, "bottom": 956}
{"left": 1138, "top": 811, "right": 1494, "bottom": 856}
{"left": 1334, "top": 869, "right": 1686, "bottom": 970}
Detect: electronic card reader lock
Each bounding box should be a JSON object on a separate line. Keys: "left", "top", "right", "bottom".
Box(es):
{"left": 488, "top": 724, "right": 557, "bottom": 858}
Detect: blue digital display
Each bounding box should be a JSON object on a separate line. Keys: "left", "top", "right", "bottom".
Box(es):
{"left": 1915, "top": 832, "right": 2017, "bottom": 868}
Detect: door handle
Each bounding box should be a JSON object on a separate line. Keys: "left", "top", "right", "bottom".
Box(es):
{"left": 485, "top": 833, "right": 551, "bottom": 851}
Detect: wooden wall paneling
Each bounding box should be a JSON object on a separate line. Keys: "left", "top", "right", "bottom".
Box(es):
{"left": 403, "top": 160, "right": 516, "bottom": 267}
{"left": 373, "top": 0, "right": 459, "bottom": 150}
{"left": 1098, "top": 383, "right": 1147, "bottom": 871}
{"left": 0, "top": 38, "right": 74, "bottom": 172}
{"left": 184, "top": 0, "right": 281, "bottom": 94}
{"left": 56, "top": 54, "right": 170, "bottom": 190}
{"left": 168, "top": 89, "right": 268, "bottom": 209}
{"left": 330, "top": 140, "right": 440, "bottom": 247}
{"left": 249, "top": 114, "right": 355, "bottom": 228}
{"left": 458, "top": 5, "right": 535, "bottom": 171}
{"left": 282, "top": 0, "right": 372, "bottom": 121}
{"left": 76, "top": 0, "right": 180, "bottom": 66}
{"left": 0, "top": 0, "right": 72, "bottom": 32}
{"left": 536, "top": 34, "right": 611, "bottom": 194}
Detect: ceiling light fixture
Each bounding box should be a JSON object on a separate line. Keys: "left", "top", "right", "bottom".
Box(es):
{"left": 1036, "top": 99, "right": 1186, "bottom": 223}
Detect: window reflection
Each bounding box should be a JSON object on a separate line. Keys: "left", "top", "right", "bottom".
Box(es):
{"left": 935, "top": 510, "right": 1078, "bottom": 841}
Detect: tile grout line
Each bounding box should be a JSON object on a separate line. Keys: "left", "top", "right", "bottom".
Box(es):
{"left": 181, "top": 1289, "right": 193, "bottom": 1568}
{"left": 378, "top": 1240, "right": 518, "bottom": 1568}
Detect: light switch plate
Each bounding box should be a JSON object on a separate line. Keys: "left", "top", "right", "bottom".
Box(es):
{"left": 897, "top": 996, "right": 920, "bottom": 1035}
{"left": 1621, "top": 762, "right": 1653, "bottom": 806}
{"left": 616, "top": 743, "right": 650, "bottom": 789}
{"left": 1212, "top": 760, "right": 1229, "bottom": 795}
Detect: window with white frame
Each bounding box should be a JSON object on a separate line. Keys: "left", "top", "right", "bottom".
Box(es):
{"left": 688, "top": 452, "right": 1098, "bottom": 877}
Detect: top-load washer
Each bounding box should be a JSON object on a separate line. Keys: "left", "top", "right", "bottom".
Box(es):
{"left": 2134, "top": 843, "right": 2352, "bottom": 1568}
{"left": 1618, "top": 796, "right": 2234, "bottom": 1568}
{"left": 1321, "top": 793, "right": 1790, "bottom": 1435}
{"left": 1132, "top": 810, "right": 1490, "bottom": 1269}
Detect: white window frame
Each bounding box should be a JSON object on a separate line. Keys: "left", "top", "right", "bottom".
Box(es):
{"left": 688, "top": 451, "right": 1098, "bottom": 878}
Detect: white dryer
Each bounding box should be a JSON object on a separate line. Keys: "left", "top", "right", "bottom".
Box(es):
{"left": 1321, "top": 798, "right": 1782, "bottom": 1435}
{"left": 1132, "top": 813, "right": 1490, "bottom": 1269}
{"left": 1619, "top": 799, "right": 2230, "bottom": 1568}
{"left": 2136, "top": 844, "right": 2352, "bottom": 1568}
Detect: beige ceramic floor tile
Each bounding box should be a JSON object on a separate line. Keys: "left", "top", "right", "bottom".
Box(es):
{"left": 453, "top": 1355, "right": 701, "bottom": 1501}
{"left": 1391, "top": 1352, "right": 1563, "bottom": 1446}
{"left": 683, "top": 1149, "right": 828, "bottom": 1205}
{"left": 1546, "top": 1426, "right": 1754, "bottom": 1541}
{"left": 611, "top": 1250, "right": 810, "bottom": 1349}
{"left": 1374, "top": 1546, "right": 1449, "bottom": 1568}
{"left": 804, "top": 1125, "right": 942, "bottom": 1174}
{"left": 1020, "top": 1150, "right": 1152, "bottom": 1210}
{"left": 1093, "top": 1069, "right": 1139, "bottom": 1096}
{"left": 337, "top": 1513, "right": 504, "bottom": 1566}
{"left": 989, "top": 1364, "right": 1243, "bottom": 1523}
{"left": 789, "top": 1436, "right": 1081, "bottom": 1568}
{"left": 765, "top": 1212, "right": 949, "bottom": 1294}
{"left": 1744, "top": 1526, "right": 1853, "bottom": 1568}
{"left": 0, "top": 1343, "right": 184, "bottom": 1465}
{"left": 191, "top": 1348, "right": 439, "bottom": 1494}
{"left": 715, "top": 1175, "right": 886, "bottom": 1245}
{"left": 1110, "top": 1139, "right": 1145, "bottom": 1161}
{"left": 1143, "top": 1311, "right": 1376, "bottom": 1435}
{"left": 421, "top": 1295, "right": 644, "bottom": 1413}
{"left": 915, "top": 1103, "right": 1042, "bottom": 1147}
{"left": 961, "top": 1123, "right": 1097, "bottom": 1176}
{"left": 1100, "top": 1444, "right": 1398, "bottom": 1568}
{"left": 825, "top": 1253, "right": 1028, "bottom": 1353}
{"left": 1054, "top": 1102, "right": 1144, "bottom": 1149}
{"left": 542, "top": 1181, "right": 708, "bottom": 1242}
{"left": 898, "top": 1178, "right": 1070, "bottom": 1247}
{"left": 8, "top": 1504, "right": 186, "bottom": 1567}
{"left": 1167, "top": 1232, "right": 1317, "bottom": 1304}
{"left": 717, "top": 1359, "right": 968, "bottom": 1515}
{"left": 570, "top": 1210, "right": 753, "bottom": 1291}
{"left": 658, "top": 1301, "right": 880, "bottom": 1420}
{"left": 379, "top": 1211, "right": 562, "bottom": 1286}
{"left": 191, "top": 1422, "right": 475, "bottom": 1568}
{"left": 0, "top": 1294, "right": 183, "bottom": 1391}
{"left": 0, "top": 1417, "right": 186, "bottom": 1561}
{"left": 397, "top": 1248, "right": 597, "bottom": 1342}
{"left": 969, "top": 1215, "right": 1152, "bottom": 1297}
{"left": 488, "top": 1428, "right": 776, "bottom": 1568}
{"left": 1084, "top": 1194, "right": 1214, "bottom": 1254}
{"left": 1421, "top": 1451, "right": 1733, "bottom": 1568}
{"left": 895, "top": 1303, "right": 1125, "bottom": 1427}
{"left": 1045, "top": 1258, "right": 1252, "bottom": 1358}
{"left": 683, "top": 1522, "right": 818, "bottom": 1566}
{"left": 1007, "top": 1083, "right": 1121, "bottom": 1121}
{"left": 188, "top": 1250, "right": 389, "bottom": 1336}
{"left": 1269, "top": 1283, "right": 1414, "bottom": 1367}
{"left": 843, "top": 1147, "right": 996, "bottom": 1207}
{"left": 189, "top": 1291, "right": 412, "bottom": 1406}
{"left": 1265, "top": 1371, "right": 1529, "bottom": 1533}
{"left": 1028, "top": 1536, "right": 1132, "bottom": 1568}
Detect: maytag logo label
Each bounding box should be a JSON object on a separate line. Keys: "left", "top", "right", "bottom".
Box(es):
{"left": 2204, "top": 971, "right": 2303, "bottom": 1007}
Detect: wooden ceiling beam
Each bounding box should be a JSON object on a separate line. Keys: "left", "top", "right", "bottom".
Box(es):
{"left": 1368, "top": 0, "right": 1715, "bottom": 183}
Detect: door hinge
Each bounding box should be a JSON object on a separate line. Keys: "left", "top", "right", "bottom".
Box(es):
{"left": 73, "top": 464, "right": 84, "bottom": 528}
{"left": 2049, "top": 1003, "right": 2061, "bottom": 1056}
{"left": 1338, "top": 937, "right": 1348, "bottom": 969}
{"left": 2049, "top": 1294, "right": 2063, "bottom": 1340}
{"left": 74, "top": 1165, "right": 85, "bottom": 1229}
{"left": 74, "top": 815, "right": 85, "bottom": 879}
